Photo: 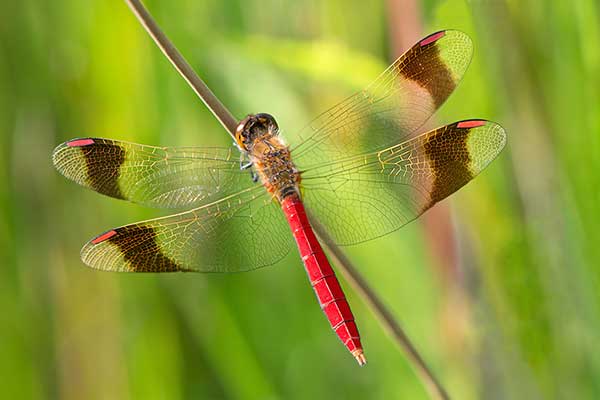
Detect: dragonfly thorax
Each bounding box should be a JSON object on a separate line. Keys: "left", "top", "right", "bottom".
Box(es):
{"left": 236, "top": 114, "right": 301, "bottom": 202}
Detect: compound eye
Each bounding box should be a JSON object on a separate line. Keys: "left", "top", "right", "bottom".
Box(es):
{"left": 255, "top": 113, "right": 278, "bottom": 131}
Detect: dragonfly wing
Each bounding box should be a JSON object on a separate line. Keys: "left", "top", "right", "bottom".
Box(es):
{"left": 291, "top": 30, "right": 473, "bottom": 167}
{"left": 300, "top": 121, "right": 506, "bottom": 245}
{"left": 53, "top": 138, "right": 246, "bottom": 209}
{"left": 81, "top": 186, "right": 293, "bottom": 272}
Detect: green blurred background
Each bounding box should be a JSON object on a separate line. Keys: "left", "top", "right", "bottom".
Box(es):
{"left": 1, "top": 0, "right": 599, "bottom": 399}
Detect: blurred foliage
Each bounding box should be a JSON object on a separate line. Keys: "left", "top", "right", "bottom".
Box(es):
{"left": 1, "top": 0, "right": 599, "bottom": 399}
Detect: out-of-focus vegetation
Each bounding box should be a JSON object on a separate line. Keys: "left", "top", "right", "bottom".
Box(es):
{"left": 1, "top": 0, "right": 599, "bottom": 399}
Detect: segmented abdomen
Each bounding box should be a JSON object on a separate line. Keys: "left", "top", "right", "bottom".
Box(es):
{"left": 281, "top": 194, "right": 365, "bottom": 364}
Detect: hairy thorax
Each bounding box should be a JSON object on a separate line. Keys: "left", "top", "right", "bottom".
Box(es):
{"left": 250, "top": 135, "right": 301, "bottom": 203}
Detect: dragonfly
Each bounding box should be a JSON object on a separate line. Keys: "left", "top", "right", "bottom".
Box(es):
{"left": 53, "top": 30, "right": 506, "bottom": 366}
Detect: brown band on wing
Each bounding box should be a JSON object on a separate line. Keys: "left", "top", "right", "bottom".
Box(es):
{"left": 400, "top": 40, "right": 455, "bottom": 108}
{"left": 81, "top": 141, "right": 126, "bottom": 199}
{"left": 106, "top": 225, "right": 183, "bottom": 272}
{"left": 423, "top": 124, "right": 473, "bottom": 210}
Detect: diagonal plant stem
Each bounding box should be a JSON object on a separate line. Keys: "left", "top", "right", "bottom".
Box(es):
{"left": 124, "top": 0, "right": 238, "bottom": 136}
{"left": 310, "top": 219, "right": 450, "bottom": 400}
{"left": 123, "top": 1, "right": 450, "bottom": 399}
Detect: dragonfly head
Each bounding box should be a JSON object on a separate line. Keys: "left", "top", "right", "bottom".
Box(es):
{"left": 235, "top": 113, "right": 279, "bottom": 151}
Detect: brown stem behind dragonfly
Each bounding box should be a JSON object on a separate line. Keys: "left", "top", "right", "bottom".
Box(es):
{"left": 124, "top": 0, "right": 238, "bottom": 136}
{"left": 123, "top": 0, "right": 450, "bottom": 399}
{"left": 310, "top": 218, "right": 450, "bottom": 400}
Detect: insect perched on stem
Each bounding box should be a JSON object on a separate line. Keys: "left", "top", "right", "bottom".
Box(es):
{"left": 53, "top": 30, "right": 506, "bottom": 365}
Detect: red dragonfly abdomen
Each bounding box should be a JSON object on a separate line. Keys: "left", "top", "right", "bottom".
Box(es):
{"left": 281, "top": 194, "right": 366, "bottom": 366}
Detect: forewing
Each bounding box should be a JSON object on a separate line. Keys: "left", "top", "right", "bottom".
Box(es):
{"left": 300, "top": 121, "right": 506, "bottom": 245}
{"left": 291, "top": 30, "right": 473, "bottom": 167}
{"left": 81, "top": 186, "right": 293, "bottom": 272}
{"left": 53, "top": 138, "right": 246, "bottom": 208}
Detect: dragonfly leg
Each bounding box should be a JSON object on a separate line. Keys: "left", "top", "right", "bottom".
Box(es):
{"left": 240, "top": 160, "right": 253, "bottom": 170}
{"left": 239, "top": 158, "right": 259, "bottom": 182}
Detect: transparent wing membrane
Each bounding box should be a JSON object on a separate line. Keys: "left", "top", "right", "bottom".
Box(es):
{"left": 81, "top": 186, "right": 293, "bottom": 273}
{"left": 291, "top": 30, "right": 473, "bottom": 168}
{"left": 53, "top": 138, "right": 247, "bottom": 208}
{"left": 300, "top": 121, "right": 506, "bottom": 245}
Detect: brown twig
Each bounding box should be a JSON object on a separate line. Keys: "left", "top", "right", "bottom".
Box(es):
{"left": 310, "top": 219, "right": 450, "bottom": 400}
{"left": 124, "top": 0, "right": 238, "bottom": 136}
{"left": 123, "top": 1, "right": 450, "bottom": 399}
